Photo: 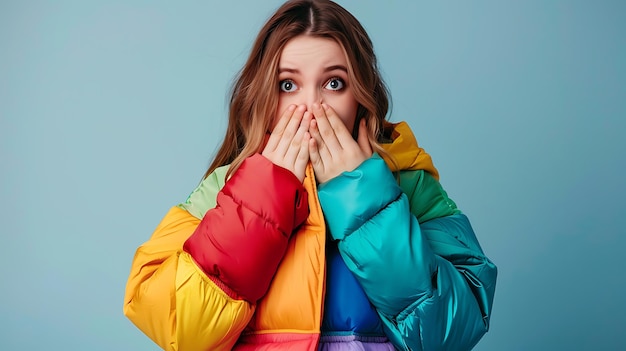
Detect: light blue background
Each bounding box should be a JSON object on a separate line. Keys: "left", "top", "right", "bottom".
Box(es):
{"left": 1, "top": 1, "right": 625, "bottom": 350}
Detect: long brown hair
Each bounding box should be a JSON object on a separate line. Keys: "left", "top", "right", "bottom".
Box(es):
{"left": 203, "top": 0, "right": 393, "bottom": 180}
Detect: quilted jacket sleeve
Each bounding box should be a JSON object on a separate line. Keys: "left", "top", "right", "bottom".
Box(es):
{"left": 124, "top": 154, "right": 309, "bottom": 351}
{"left": 317, "top": 154, "right": 497, "bottom": 351}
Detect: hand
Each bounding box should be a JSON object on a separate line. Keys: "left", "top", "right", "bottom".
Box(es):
{"left": 308, "top": 103, "right": 373, "bottom": 183}
{"left": 262, "top": 104, "right": 312, "bottom": 183}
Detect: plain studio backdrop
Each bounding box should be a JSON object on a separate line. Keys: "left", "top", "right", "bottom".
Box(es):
{"left": 1, "top": 1, "right": 624, "bottom": 350}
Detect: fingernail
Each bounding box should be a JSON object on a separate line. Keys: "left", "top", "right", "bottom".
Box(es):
{"left": 321, "top": 103, "right": 328, "bottom": 110}
{"left": 297, "top": 104, "right": 306, "bottom": 111}
{"left": 313, "top": 103, "right": 320, "bottom": 110}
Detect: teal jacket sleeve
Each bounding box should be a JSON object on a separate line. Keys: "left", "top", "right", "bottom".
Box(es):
{"left": 317, "top": 155, "right": 497, "bottom": 351}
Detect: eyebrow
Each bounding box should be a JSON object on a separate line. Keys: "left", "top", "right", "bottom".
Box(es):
{"left": 278, "top": 65, "right": 348, "bottom": 74}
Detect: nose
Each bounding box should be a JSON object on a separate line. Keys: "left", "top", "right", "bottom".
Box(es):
{"left": 304, "top": 86, "right": 322, "bottom": 111}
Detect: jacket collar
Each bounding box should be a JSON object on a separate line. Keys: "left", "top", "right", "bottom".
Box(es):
{"left": 380, "top": 121, "right": 439, "bottom": 180}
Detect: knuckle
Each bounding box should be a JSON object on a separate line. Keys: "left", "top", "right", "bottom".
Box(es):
{"left": 297, "top": 153, "right": 308, "bottom": 162}
{"left": 321, "top": 129, "right": 334, "bottom": 139}
{"left": 282, "top": 129, "right": 294, "bottom": 140}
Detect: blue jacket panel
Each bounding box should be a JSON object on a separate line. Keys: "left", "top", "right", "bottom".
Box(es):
{"left": 318, "top": 155, "right": 497, "bottom": 351}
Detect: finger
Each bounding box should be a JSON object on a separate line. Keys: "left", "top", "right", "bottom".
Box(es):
{"left": 265, "top": 104, "right": 297, "bottom": 151}
{"left": 294, "top": 131, "right": 311, "bottom": 179}
{"left": 322, "top": 103, "right": 354, "bottom": 147}
{"left": 308, "top": 135, "right": 324, "bottom": 175}
{"left": 308, "top": 118, "right": 333, "bottom": 162}
{"left": 284, "top": 111, "right": 311, "bottom": 162}
{"left": 357, "top": 118, "right": 373, "bottom": 157}
{"left": 311, "top": 103, "right": 342, "bottom": 151}
{"left": 275, "top": 105, "right": 306, "bottom": 156}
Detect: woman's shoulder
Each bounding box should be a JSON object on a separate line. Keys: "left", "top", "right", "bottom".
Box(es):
{"left": 379, "top": 121, "right": 439, "bottom": 178}
{"left": 177, "top": 164, "right": 230, "bottom": 219}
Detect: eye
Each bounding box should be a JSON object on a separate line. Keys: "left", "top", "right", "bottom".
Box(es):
{"left": 324, "top": 77, "right": 345, "bottom": 91}
{"left": 279, "top": 79, "right": 298, "bottom": 93}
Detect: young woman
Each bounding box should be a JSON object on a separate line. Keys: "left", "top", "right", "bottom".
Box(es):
{"left": 123, "top": 1, "right": 497, "bottom": 350}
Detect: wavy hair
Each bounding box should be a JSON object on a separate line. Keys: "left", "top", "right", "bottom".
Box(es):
{"left": 204, "top": 0, "right": 393, "bottom": 179}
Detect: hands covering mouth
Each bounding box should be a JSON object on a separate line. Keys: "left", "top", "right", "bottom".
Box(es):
{"left": 262, "top": 103, "right": 372, "bottom": 183}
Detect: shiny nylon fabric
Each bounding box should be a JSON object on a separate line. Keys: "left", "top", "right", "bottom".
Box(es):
{"left": 318, "top": 156, "right": 497, "bottom": 350}
{"left": 322, "top": 243, "right": 384, "bottom": 334}
{"left": 183, "top": 154, "right": 309, "bottom": 302}
{"left": 240, "top": 162, "right": 326, "bottom": 339}
{"left": 124, "top": 121, "right": 496, "bottom": 350}
{"left": 184, "top": 160, "right": 328, "bottom": 348}
{"left": 124, "top": 206, "right": 255, "bottom": 351}
{"left": 234, "top": 333, "right": 319, "bottom": 350}
{"left": 319, "top": 336, "right": 395, "bottom": 351}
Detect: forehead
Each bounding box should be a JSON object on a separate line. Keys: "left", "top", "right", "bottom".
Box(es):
{"left": 279, "top": 36, "right": 347, "bottom": 67}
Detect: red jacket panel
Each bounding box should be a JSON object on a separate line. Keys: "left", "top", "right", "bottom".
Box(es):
{"left": 183, "top": 154, "right": 309, "bottom": 302}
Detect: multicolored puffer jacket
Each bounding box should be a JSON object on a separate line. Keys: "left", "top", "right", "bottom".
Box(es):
{"left": 124, "top": 121, "right": 497, "bottom": 351}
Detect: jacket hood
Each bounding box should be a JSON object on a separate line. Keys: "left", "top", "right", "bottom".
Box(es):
{"left": 380, "top": 121, "right": 439, "bottom": 180}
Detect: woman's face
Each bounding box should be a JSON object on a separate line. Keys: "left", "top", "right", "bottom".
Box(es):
{"left": 275, "top": 35, "right": 359, "bottom": 133}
